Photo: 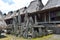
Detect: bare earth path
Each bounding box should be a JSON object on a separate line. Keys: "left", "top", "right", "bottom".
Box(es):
{"left": 48, "top": 34, "right": 60, "bottom": 40}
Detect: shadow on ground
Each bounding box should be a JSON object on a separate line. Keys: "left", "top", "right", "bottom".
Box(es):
{"left": 0, "top": 35, "right": 7, "bottom": 39}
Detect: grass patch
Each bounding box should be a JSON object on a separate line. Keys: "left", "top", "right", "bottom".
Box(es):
{"left": 0, "top": 34, "right": 53, "bottom": 40}
{"left": 32, "top": 34, "right": 53, "bottom": 40}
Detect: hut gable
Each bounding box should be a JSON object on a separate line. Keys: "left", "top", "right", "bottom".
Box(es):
{"left": 4, "top": 7, "right": 26, "bottom": 20}
{"left": 20, "top": 7, "right": 26, "bottom": 14}
{"left": 42, "top": 0, "right": 60, "bottom": 10}
{"left": 0, "top": 14, "right": 7, "bottom": 29}
{"left": 26, "top": 0, "right": 44, "bottom": 13}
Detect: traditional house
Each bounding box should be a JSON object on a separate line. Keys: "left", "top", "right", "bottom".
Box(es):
{"left": 5, "top": 0, "right": 60, "bottom": 38}
{"left": 23, "top": 0, "right": 47, "bottom": 38}
{"left": 38, "top": 0, "right": 60, "bottom": 34}
{"left": 4, "top": 7, "right": 27, "bottom": 34}
{"left": 4, "top": 0, "right": 46, "bottom": 38}
{"left": 0, "top": 11, "right": 7, "bottom": 30}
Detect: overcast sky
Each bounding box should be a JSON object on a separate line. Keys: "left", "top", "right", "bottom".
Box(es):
{"left": 0, "top": 0, "right": 48, "bottom": 14}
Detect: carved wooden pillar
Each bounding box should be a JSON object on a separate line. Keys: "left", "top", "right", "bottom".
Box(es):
{"left": 13, "top": 16, "right": 17, "bottom": 34}
{"left": 13, "top": 17, "right": 15, "bottom": 32}
{"left": 18, "top": 10, "right": 21, "bottom": 26}
{"left": 29, "top": 17, "right": 34, "bottom": 38}
{"left": 29, "top": 17, "right": 33, "bottom": 27}
{"left": 13, "top": 11, "right": 17, "bottom": 35}
{"left": 23, "top": 9, "right": 29, "bottom": 38}
{"left": 18, "top": 10, "right": 22, "bottom": 36}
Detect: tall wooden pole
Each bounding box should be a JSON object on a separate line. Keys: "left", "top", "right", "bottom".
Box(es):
{"left": 18, "top": 10, "right": 22, "bottom": 36}
{"left": 25, "top": 10, "right": 29, "bottom": 38}
{"left": 24, "top": 7, "right": 30, "bottom": 38}
{"left": 18, "top": 10, "right": 21, "bottom": 26}
{"left": 13, "top": 11, "right": 17, "bottom": 34}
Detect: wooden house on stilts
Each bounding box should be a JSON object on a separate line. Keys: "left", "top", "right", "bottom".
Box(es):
{"left": 40, "top": 0, "right": 60, "bottom": 34}
{"left": 5, "top": 0, "right": 60, "bottom": 38}
{"left": 4, "top": 0, "right": 47, "bottom": 38}
{"left": 0, "top": 11, "right": 7, "bottom": 35}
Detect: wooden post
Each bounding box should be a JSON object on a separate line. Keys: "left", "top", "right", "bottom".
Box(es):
{"left": 29, "top": 17, "right": 33, "bottom": 27}
{"left": 13, "top": 16, "right": 17, "bottom": 34}
{"left": 35, "top": 15, "right": 37, "bottom": 24}
{"left": 13, "top": 11, "right": 17, "bottom": 35}
{"left": 32, "top": 28, "right": 34, "bottom": 38}
{"left": 18, "top": 10, "right": 22, "bottom": 36}
{"left": 26, "top": 18, "right": 29, "bottom": 38}
{"left": 49, "top": 12, "right": 51, "bottom": 23}
{"left": 18, "top": 10, "right": 21, "bottom": 26}
{"left": 23, "top": 9, "right": 29, "bottom": 38}
{"left": 29, "top": 17, "right": 34, "bottom": 38}
{"left": 13, "top": 17, "right": 15, "bottom": 33}
{"left": 44, "top": 13, "right": 46, "bottom": 22}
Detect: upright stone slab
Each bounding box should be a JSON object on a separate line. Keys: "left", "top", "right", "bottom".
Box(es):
{"left": 39, "top": 28, "right": 43, "bottom": 36}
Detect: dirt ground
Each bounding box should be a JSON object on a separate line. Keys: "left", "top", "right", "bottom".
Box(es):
{"left": 0, "top": 34, "right": 60, "bottom": 40}
{"left": 48, "top": 34, "right": 60, "bottom": 40}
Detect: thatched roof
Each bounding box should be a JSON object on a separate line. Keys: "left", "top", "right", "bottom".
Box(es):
{"left": 4, "top": 0, "right": 44, "bottom": 20}
{"left": 42, "top": 0, "right": 60, "bottom": 11}
{"left": 4, "top": 7, "right": 26, "bottom": 20}
{"left": 26, "top": 0, "right": 44, "bottom": 13}
{"left": 0, "top": 15, "right": 7, "bottom": 29}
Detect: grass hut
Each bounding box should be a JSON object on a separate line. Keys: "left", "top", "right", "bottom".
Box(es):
{"left": 0, "top": 13, "right": 7, "bottom": 37}
{"left": 22, "top": 0, "right": 47, "bottom": 38}
{"left": 0, "top": 14, "right": 7, "bottom": 30}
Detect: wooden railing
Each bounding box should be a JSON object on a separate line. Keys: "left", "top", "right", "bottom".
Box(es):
{"left": 37, "top": 21, "right": 60, "bottom": 24}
